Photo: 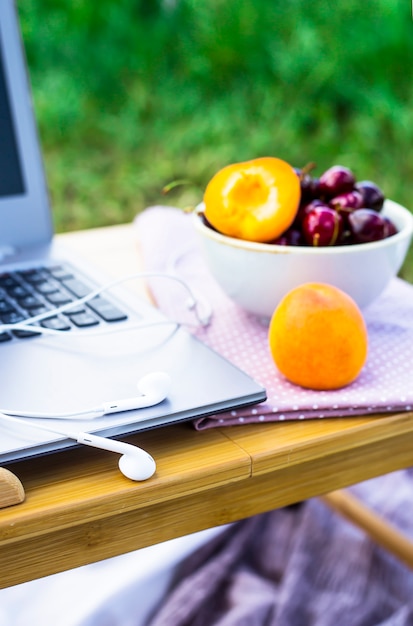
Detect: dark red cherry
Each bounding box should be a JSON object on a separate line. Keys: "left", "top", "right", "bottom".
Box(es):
{"left": 302, "top": 206, "right": 344, "bottom": 246}
{"left": 294, "top": 199, "right": 329, "bottom": 228}
{"left": 354, "top": 180, "right": 385, "bottom": 212}
{"left": 301, "top": 176, "right": 320, "bottom": 203}
{"left": 337, "top": 229, "right": 354, "bottom": 246}
{"left": 318, "top": 165, "right": 356, "bottom": 197}
{"left": 294, "top": 163, "right": 320, "bottom": 204}
{"left": 330, "top": 190, "right": 364, "bottom": 212}
{"left": 383, "top": 216, "right": 398, "bottom": 237}
{"left": 347, "top": 209, "right": 390, "bottom": 243}
{"left": 271, "top": 228, "right": 304, "bottom": 246}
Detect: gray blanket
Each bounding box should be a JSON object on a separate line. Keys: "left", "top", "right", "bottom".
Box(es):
{"left": 148, "top": 469, "right": 413, "bottom": 626}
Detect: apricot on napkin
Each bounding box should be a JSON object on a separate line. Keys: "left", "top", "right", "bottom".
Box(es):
{"left": 268, "top": 282, "right": 368, "bottom": 390}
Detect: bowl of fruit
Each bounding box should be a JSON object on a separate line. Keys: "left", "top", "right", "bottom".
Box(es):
{"left": 193, "top": 157, "right": 413, "bottom": 317}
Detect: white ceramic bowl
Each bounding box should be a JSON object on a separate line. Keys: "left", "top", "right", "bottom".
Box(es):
{"left": 193, "top": 199, "right": 413, "bottom": 317}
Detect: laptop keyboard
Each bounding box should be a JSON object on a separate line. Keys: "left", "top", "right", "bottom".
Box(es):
{"left": 0, "top": 263, "right": 128, "bottom": 343}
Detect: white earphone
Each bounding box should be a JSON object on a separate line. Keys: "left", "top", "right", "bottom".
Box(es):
{"left": 0, "top": 415, "right": 158, "bottom": 481}
{"left": 76, "top": 432, "right": 156, "bottom": 481}
{"left": 0, "top": 371, "right": 171, "bottom": 420}
{"left": 101, "top": 371, "right": 171, "bottom": 415}
{"left": 0, "top": 270, "right": 213, "bottom": 338}
{"left": 0, "top": 371, "right": 172, "bottom": 480}
{"left": 0, "top": 414, "right": 157, "bottom": 481}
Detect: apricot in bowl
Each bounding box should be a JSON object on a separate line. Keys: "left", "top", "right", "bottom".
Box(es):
{"left": 203, "top": 157, "right": 300, "bottom": 243}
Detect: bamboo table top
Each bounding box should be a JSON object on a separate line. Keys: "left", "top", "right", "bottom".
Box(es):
{"left": 1, "top": 223, "right": 412, "bottom": 589}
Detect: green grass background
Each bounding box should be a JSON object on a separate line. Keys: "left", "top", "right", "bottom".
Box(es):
{"left": 17, "top": 0, "right": 413, "bottom": 281}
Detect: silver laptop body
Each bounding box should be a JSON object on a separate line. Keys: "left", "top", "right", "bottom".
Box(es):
{"left": 0, "top": 0, "right": 266, "bottom": 463}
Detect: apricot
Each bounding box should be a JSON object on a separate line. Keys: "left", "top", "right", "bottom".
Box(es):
{"left": 203, "top": 157, "right": 301, "bottom": 242}
{"left": 268, "top": 283, "right": 368, "bottom": 390}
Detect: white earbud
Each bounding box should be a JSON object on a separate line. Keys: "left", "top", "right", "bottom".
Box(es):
{"left": 76, "top": 432, "right": 156, "bottom": 480}
{"left": 0, "top": 409, "right": 156, "bottom": 481}
{"left": 102, "top": 371, "right": 171, "bottom": 415}
{"left": 0, "top": 371, "right": 172, "bottom": 420}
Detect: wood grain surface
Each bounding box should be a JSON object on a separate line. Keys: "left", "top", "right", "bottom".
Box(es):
{"left": 0, "top": 468, "right": 25, "bottom": 508}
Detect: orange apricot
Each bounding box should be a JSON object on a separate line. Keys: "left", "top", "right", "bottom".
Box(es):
{"left": 203, "top": 157, "right": 301, "bottom": 242}
{"left": 268, "top": 283, "right": 368, "bottom": 390}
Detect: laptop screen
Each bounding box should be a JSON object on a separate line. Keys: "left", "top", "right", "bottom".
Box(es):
{"left": 0, "top": 0, "right": 53, "bottom": 253}
{"left": 0, "top": 41, "right": 25, "bottom": 198}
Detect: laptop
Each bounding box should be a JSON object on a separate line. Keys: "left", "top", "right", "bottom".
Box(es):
{"left": 0, "top": 0, "right": 266, "bottom": 463}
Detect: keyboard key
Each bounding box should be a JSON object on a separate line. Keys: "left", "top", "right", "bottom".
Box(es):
{"left": 0, "top": 299, "right": 14, "bottom": 314}
{"left": 62, "top": 305, "right": 86, "bottom": 316}
{"left": 87, "top": 297, "right": 128, "bottom": 322}
{"left": 0, "top": 311, "right": 26, "bottom": 324}
{"left": 6, "top": 285, "right": 30, "bottom": 299}
{"left": 0, "top": 274, "right": 19, "bottom": 289}
{"left": 17, "top": 294, "right": 43, "bottom": 310}
{"left": 18, "top": 269, "right": 48, "bottom": 284}
{"left": 47, "top": 265, "right": 75, "bottom": 281}
{"left": 62, "top": 278, "right": 92, "bottom": 298}
{"left": 68, "top": 312, "right": 100, "bottom": 327}
{"left": 34, "top": 280, "right": 60, "bottom": 295}
{"left": 45, "top": 291, "right": 74, "bottom": 306}
{"left": 40, "top": 316, "right": 71, "bottom": 331}
{"left": 25, "top": 305, "right": 50, "bottom": 317}
{"left": 12, "top": 328, "right": 42, "bottom": 339}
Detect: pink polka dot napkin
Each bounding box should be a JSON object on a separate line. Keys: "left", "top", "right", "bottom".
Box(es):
{"left": 135, "top": 206, "right": 413, "bottom": 430}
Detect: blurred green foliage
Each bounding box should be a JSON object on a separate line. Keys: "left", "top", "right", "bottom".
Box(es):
{"left": 17, "top": 0, "right": 413, "bottom": 279}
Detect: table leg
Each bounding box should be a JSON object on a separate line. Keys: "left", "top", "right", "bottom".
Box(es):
{"left": 321, "top": 490, "right": 413, "bottom": 570}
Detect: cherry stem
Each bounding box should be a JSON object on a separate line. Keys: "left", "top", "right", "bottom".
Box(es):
{"left": 162, "top": 179, "right": 194, "bottom": 194}
{"left": 300, "top": 162, "right": 317, "bottom": 178}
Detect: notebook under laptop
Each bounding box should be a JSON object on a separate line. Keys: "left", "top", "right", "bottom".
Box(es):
{"left": 0, "top": 0, "right": 266, "bottom": 464}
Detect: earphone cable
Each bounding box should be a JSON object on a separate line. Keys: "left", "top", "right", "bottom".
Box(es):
{"left": 0, "top": 410, "right": 74, "bottom": 437}
{"left": 0, "top": 270, "right": 212, "bottom": 336}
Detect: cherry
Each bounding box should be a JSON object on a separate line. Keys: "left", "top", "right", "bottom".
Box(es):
{"left": 301, "top": 176, "right": 320, "bottom": 203}
{"left": 329, "top": 190, "right": 364, "bottom": 227}
{"left": 330, "top": 190, "right": 364, "bottom": 213}
{"left": 294, "top": 199, "right": 329, "bottom": 228}
{"left": 383, "top": 216, "right": 398, "bottom": 237}
{"left": 318, "top": 165, "right": 356, "bottom": 198}
{"left": 347, "top": 209, "right": 391, "bottom": 243}
{"left": 354, "top": 180, "right": 385, "bottom": 212}
{"left": 272, "top": 228, "right": 304, "bottom": 246}
{"left": 294, "top": 163, "right": 320, "bottom": 204}
{"left": 302, "top": 206, "right": 344, "bottom": 246}
{"left": 337, "top": 229, "right": 354, "bottom": 246}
